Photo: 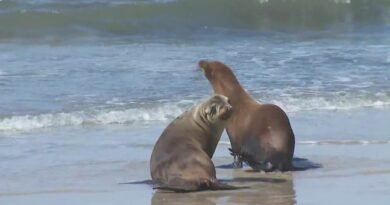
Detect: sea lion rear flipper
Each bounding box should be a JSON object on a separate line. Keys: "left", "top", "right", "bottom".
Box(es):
{"left": 153, "top": 184, "right": 195, "bottom": 193}
{"left": 229, "top": 148, "right": 243, "bottom": 168}
{"left": 240, "top": 151, "right": 273, "bottom": 171}
{"left": 153, "top": 178, "right": 247, "bottom": 192}
{"left": 209, "top": 181, "right": 248, "bottom": 190}
{"left": 238, "top": 137, "right": 272, "bottom": 171}
{"left": 291, "top": 157, "right": 322, "bottom": 171}
{"left": 119, "top": 179, "right": 153, "bottom": 185}
{"left": 153, "top": 177, "right": 199, "bottom": 192}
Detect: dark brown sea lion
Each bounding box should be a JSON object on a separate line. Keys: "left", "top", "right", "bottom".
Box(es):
{"left": 199, "top": 60, "right": 295, "bottom": 172}
{"left": 150, "top": 94, "right": 240, "bottom": 192}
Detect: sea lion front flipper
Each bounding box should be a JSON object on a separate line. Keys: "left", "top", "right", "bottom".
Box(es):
{"left": 229, "top": 148, "right": 243, "bottom": 168}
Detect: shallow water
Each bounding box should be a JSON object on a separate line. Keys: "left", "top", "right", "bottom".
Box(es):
{"left": 1, "top": 33, "right": 389, "bottom": 131}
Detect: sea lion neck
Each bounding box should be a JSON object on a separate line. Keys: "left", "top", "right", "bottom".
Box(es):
{"left": 208, "top": 67, "right": 254, "bottom": 106}
{"left": 191, "top": 104, "right": 225, "bottom": 157}
{"left": 215, "top": 83, "right": 254, "bottom": 106}
{"left": 192, "top": 104, "right": 219, "bottom": 135}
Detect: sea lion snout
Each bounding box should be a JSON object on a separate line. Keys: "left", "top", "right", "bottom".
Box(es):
{"left": 218, "top": 103, "right": 233, "bottom": 120}
{"left": 198, "top": 60, "right": 209, "bottom": 70}
{"left": 204, "top": 95, "right": 233, "bottom": 121}
{"left": 199, "top": 60, "right": 212, "bottom": 79}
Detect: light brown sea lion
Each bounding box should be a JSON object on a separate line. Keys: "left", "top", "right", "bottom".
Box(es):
{"left": 199, "top": 60, "right": 295, "bottom": 172}
{"left": 150, "top": 94, "right": 240, "bottom": 192}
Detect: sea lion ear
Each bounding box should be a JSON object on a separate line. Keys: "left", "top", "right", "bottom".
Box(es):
{"left": 198, "top": 60, "right": 209, "bottom": 69}
{"left": 205, "top": 106, "right": 211, "bottom": 115}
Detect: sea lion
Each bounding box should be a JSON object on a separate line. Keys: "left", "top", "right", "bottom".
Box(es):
{"left": 150, "top": 94, "right": 239, "bottom": 192}
{"left": 199, "top": 60, "right": 295, "bottom": 172}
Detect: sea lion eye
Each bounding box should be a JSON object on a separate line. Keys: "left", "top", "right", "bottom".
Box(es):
{"left": 210, "top": 105, "right": 217, "bottom": 115}
{"left": 206, "top": 105, "right": 217, "bottom": 116}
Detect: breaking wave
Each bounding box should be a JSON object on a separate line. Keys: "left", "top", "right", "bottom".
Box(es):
{"left": 0, "top": 103, "right": 186, "bottom": 132}
{"left": 0, "top": 0, "right": 389, "bottom": 40}
{"left": 269, "top": 97, "right": 390, "bottom": 113}
{"left": 0, "top": 96, "right": 389, "bottom": 132}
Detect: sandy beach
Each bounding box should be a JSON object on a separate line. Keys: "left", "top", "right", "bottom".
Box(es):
{"left": 1, "top": 142, "right": 389, "bottom": 205}
{"left": 1, "top": 111, "right": 389, "bottom": 205}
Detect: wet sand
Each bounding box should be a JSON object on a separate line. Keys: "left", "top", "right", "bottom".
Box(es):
{"left": 1, "top": 126, "right": 389, "bottom": 205}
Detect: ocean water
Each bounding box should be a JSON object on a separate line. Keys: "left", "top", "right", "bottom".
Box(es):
{"left": 1, "top": 0, "right": 390, "bottom": 204}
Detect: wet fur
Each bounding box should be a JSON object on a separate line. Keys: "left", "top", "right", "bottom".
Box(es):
{"left": 199, "top": 60, "right": 295, "bottom": 172}
{"left": 150, "top": 95, "right": 241, "bottom": 192}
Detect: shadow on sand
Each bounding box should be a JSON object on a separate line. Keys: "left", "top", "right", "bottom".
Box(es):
{"left": 216, "top": 157, "right": 322, "bottom": 171}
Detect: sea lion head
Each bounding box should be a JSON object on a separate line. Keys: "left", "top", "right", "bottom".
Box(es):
{"left": 198, "top": 60, "right": 240, "bottom": 96}
{"left": 201, "top": 94, "right": 233, "bottom": 123}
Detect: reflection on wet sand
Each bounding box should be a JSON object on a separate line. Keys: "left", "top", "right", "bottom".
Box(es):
{"left": 152, "top": 171, "right": 295, "bottom": 205}
{"left": 152, "top": 191, "right": 216, "bottom": 205}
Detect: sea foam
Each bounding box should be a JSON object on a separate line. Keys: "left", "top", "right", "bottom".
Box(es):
{"left": 219, "top": 140, "right": 390, "bottom": 146}
{"left": 0, "top": 96, "right": 389, "bottom": 132}
{"left": 0, "top": 105, "right": 185, "bottom": 132}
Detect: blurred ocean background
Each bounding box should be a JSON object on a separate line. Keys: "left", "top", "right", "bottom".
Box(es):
{"left": 0, "top": 0, "right": 389, "bottom": 204}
